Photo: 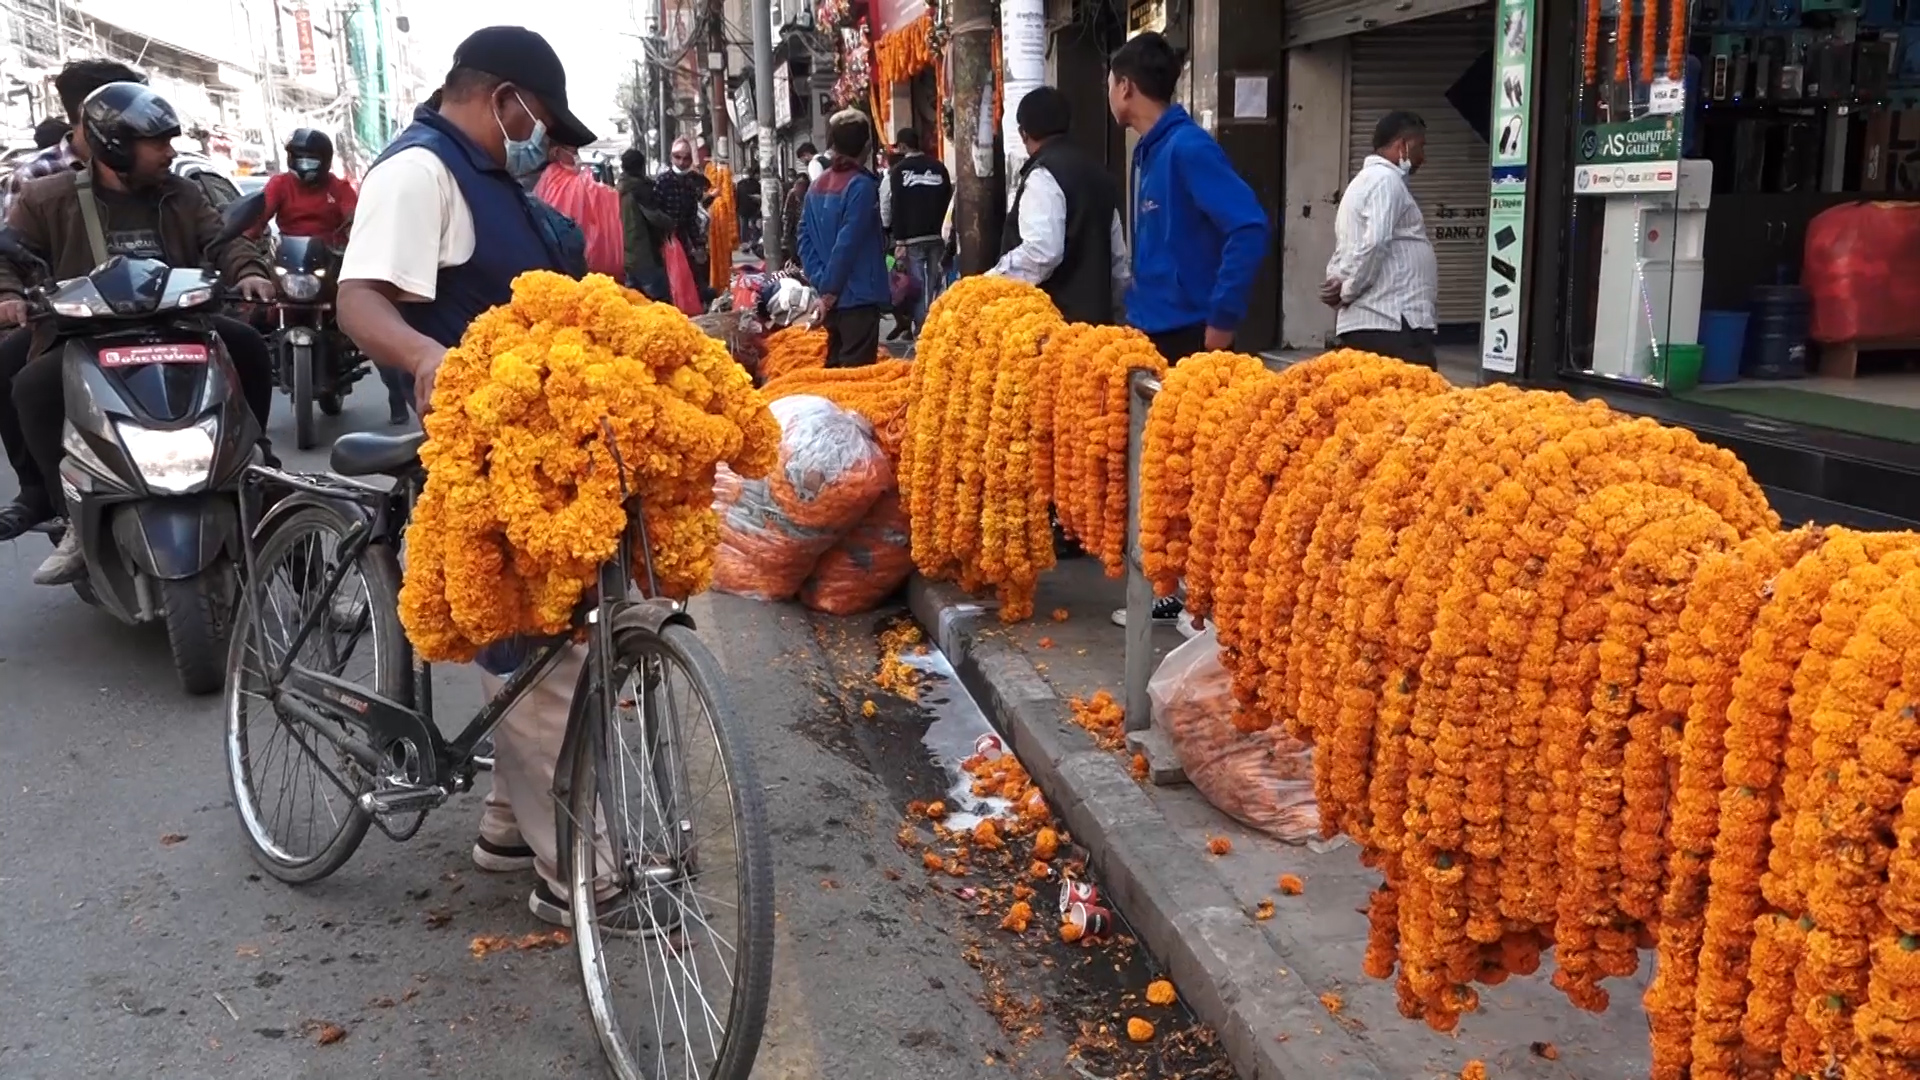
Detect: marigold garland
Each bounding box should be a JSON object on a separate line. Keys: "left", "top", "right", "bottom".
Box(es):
{"left": 704, "top": 162, "right": 737, "bottom": 292}
{"left": 875, "top": 277, "right": 1920, "bottom": 1080}
{"left": 399, "top": 271, "right": 777, "bottom": 661}
{"left": 759, "top": 326, "right": 830, "bottom": 381}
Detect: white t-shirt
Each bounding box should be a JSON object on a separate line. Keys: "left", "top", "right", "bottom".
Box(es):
{"left": 339, "top": 147, "right": 479, "bottom": 302}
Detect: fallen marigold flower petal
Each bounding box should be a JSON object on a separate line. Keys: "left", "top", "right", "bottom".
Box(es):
{"left": 1207, "top": 836, "right": 1232, "bottom": 856}
{"left": 1146, "top": 979, "right": 1177, "bottom": 1006}
{"left": 1278, "top": 874, "right": 1305, "bottom": 896}
{"left": 1126, "top": 1017, "right": 1155, "bottom": 1043}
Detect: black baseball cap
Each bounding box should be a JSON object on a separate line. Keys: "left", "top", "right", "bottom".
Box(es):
{"left": 452, "top": 26, "right": 597, "bottom": 148}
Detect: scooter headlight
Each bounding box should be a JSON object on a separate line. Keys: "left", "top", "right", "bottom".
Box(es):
{"left": 279, "top": 271, "right": 322, "bottom": 302}
{"left": 114, "top": 416, "right": 218, "bottom": 494}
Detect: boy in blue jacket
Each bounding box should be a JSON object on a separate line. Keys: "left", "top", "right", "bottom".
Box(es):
{"left": 1108, "top": 32, "right": 1270, "bottom": 364}
{"left": 799, "top": 109, "right": 889, "bottom": 367}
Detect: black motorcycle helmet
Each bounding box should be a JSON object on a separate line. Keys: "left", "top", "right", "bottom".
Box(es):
{"left": 80, "top": 82, "right": 182, "bottom": 175}
{"left": 285, "top": 127, "right": 333, "bottom": 183}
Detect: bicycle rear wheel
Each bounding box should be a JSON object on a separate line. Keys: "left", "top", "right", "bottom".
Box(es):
{"left": 224, "top": 504, "right": 407, "bottom": 884}
{"left": 567, "top": 621, "right": 774, "bottom": 1080}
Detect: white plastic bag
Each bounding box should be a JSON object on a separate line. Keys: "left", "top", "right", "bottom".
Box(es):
{"left": 1149, "top": 627, "right": 1320, "bottom": 842}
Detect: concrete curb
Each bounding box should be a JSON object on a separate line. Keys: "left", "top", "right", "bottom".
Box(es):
{"left": 908, "top": 577, "right": 1386, "bottom": 1080}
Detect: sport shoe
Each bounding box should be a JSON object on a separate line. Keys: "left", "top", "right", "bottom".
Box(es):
{"left": 1111, "top": 595, "right": 1184, "bottom": 628}
{"left": 528, "top": 879, "right": 683, "bottom": 938}
{"left": 472, "top": 835, "right": 537, "bottom": 873}
{"left": 32, "top": 527, "right": 85, "bottom": 586}
{"left": 0, "top": 497, "right": 53, "bottom": 543}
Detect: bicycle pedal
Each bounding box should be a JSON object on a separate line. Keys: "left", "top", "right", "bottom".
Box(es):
{"left": 358, "top": 784, "right": 447, "bottom": 816}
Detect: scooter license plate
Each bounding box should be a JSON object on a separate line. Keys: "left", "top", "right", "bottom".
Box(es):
{"left": 98, "top": 344, "right": 210, "bottom": 368}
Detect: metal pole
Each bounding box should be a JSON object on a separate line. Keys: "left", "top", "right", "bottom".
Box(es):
{"left": 753, "top": 0, "right": 782, "bottom": 267}
{"left": 1122, "top": 370, "right": 1159, "bottom": 733}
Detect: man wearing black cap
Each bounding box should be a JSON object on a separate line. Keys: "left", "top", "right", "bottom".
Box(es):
{"left": 337, "top": 26, "right": 641, "bottom": 934}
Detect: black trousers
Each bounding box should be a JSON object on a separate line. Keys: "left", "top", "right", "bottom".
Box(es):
{"left": 825, "top": 305, "right": 881, "bottom": 368}
{"left": 12, "top": 315, "right": 274, "bottom": 512}
{"left": 1336, "top": 320, "right": 1439, "bottom": 368}
{"left": 1147, "top": 323, "right": 1209, "bottom": 366}
{"left": 0, "top": 328, "right": 38, "bottom": 511}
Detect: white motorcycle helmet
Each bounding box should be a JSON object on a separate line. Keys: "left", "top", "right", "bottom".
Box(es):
{"left": 765, "top": 278, "right": 821, "bottom": 328}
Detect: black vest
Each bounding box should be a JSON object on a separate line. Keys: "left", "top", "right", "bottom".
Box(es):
{"left": 1000, "top": 139, "right": 1118, "bottom": 326}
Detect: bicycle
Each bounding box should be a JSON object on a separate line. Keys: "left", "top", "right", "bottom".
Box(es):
{"left": 221, "top": 428, "right": 774, "bottom": 1080}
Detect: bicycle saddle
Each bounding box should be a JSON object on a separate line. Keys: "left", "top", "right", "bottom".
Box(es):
{"left": 330, "top": 431, "right": 426, "bottom": 478}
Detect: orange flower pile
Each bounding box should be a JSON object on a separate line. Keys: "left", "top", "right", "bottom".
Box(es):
{"left": 1130, "top": 350, "right": 1920, "bottom": 1073}
{"left": 762, "top": 359, "right": 910, "bottom": 460}
{"left": 399, "top": 271, "right": 778, "bottom": 661}
{"left": 757, "top": 326, "right": 828, "bottom": 381}
{"left": 900, "top": 279, "right": 1164, "bottom": 622}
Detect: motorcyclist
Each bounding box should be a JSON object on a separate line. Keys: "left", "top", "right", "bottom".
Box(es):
{"left": 0, "top": 81, "right": 278, "bottom": 585}
{"left": 251, "top": 128, "right": 357, "bottom": 246}
{"left": 250, "top": 128, "right": 412, "bottom": 425}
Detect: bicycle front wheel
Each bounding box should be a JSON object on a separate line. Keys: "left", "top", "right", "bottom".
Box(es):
{"left": 567, "top": 621, "right": 774, "bottom": 1080}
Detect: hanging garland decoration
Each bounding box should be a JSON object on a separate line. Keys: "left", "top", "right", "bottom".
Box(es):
{"left": 1615, "top": 0, "right": 1633, "bottom": 85}
{"left": 873, "top": 12, "right": 936, "bottom": 138}
{"left": 704, "top": 161, "right": 737, "bottom": 292}
{"left": 834, "top": 22, "right": 875, "bottom": 108}
{"left": 1584, "top": 0, "right": 1602, "bottom": 84}
{"left": 1666, "top": 0, "right": 1689, "bottom": 78}
{"left": 1639, "top": 0, "right": 1658, "bottom": 88}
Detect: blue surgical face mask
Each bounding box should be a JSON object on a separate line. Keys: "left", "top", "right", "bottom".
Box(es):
{"left": 495, "top": 91, "right": 549, "bottom": 179}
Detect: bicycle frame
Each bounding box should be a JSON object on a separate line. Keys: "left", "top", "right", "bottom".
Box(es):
{"left": 235, "top": 464, "right": 571, "bottom": 794}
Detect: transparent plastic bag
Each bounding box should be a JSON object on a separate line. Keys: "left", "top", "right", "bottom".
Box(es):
{"left": 1148, "top": 627, "right": 1320, "bottom": 842}
{"left": 801, "top": 491, "right": 912, "bottom": 615}
{"left": 711, "top": 465, "right": 840, "bottom": 601}
{"left": 766, "top": 396, "right": 894, "bottom": 531}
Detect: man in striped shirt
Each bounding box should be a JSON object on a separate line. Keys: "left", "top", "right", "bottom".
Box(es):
{"left": 1321, "top": 110, "right": 1439, "bottom": 368}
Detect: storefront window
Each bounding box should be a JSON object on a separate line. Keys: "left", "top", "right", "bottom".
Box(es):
{"left": 1561, "top": 0, "right": 1920, "bottom": 443}
{"left": 1560, "top": 0, "right": 1698, "bottom": 392}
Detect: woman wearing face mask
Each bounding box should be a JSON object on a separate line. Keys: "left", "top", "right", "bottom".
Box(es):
{"left": 335, "top": 28, "right": 654, "bottom": 933}
{"left": 1319, "top": 109, "right": 1439, "bottom": 368}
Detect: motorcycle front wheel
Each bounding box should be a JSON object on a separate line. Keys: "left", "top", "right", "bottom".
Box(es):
{"left": 288, "top": 339, "right": 317, "bottom": 451}
{"left": 161, "top": 560, "right": 236, "bottom": 695}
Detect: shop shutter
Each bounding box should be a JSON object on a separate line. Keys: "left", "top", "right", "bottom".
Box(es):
{"left": 1345, "top": 6, "right": 1492, "bottom": 327}
{"left": 1285, "top": 0, "right": 1487, "bottom": 48}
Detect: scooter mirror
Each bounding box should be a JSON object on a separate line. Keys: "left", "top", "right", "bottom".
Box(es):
{"left": 213, "top": 191, "right": 268, "bottom": 247}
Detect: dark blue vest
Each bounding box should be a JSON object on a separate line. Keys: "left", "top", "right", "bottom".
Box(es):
{"left": 371, "top": 106, "right": 572, "bottom": 348}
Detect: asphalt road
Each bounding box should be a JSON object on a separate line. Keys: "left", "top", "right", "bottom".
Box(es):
{"left": 0, "top": 376, "right": 1228, "bottom": 1080}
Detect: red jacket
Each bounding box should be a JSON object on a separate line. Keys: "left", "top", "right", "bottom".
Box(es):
{"left": 253, "top": 171, "right": 357, "bottom": 242}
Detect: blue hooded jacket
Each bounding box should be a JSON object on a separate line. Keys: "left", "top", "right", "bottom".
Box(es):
{"left": 1125, "top": 106, "right": 1270, "bottom": 335}
{"left": 798, "top": 158, "right": 889, "bottom": 309}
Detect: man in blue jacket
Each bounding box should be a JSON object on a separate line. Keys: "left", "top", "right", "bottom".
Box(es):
{"left": 1108, "top": 32, "right": 1269, "bottom": 363}
{"left": 799, "top": 109, "right": 888, "bottom": 367}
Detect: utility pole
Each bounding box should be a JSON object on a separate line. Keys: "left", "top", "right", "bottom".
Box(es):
{"left": 948, "top": 0, "right": 998, "bottom": 275}
{"left": 753, "top": 0, "right": 781, "bottom": 266}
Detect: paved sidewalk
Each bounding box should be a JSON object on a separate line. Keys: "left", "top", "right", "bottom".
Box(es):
{"left": 910, "top": 558, "right": 1655, "bottom": 1080}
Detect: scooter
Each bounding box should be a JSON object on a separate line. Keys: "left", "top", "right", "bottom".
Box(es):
{"left": 0, "top": 224, "right": 260, "bottom": 695}
{"left": 222, "top": 190, "right": 369, "bottom": 449}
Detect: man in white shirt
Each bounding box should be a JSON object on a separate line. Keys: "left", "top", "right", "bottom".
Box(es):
{"left": 1321, "top": 110, "right": 1439, "bottom": 367}
{"left": 337, "top": 27, "right": 643, "bottom": 934}
{"left": 989, "top": 86, "right": 1130, "bottom": 326}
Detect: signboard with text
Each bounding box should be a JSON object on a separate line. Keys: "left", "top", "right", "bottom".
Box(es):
{"left": 1573, "top": 116, "right": 1682, "bottom": 194}
{"left": 1479, "top": 0, "right": 1535, "bottom": 375}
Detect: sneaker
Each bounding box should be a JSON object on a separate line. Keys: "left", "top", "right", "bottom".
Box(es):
{"left": 1111, "top": 595, "right": 1184, "bottom": 628}
{"left": 0, "top": 497, "right": 53, "bottom": 543}
{"left": 32, "top": 527, "right": 85, "bottom": 586}
{"left": 472, "top": 835, "right": 537, "bottom": 873}
{"left": 528, "top": 879, "right": 682, "bottom": 938}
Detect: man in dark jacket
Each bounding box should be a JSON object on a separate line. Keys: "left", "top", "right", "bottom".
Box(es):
{"left": 990, "top": 87, "right": 1129, "bottom": 326}
{"left": 618, "top": 148, "right": 674, "bottom": 300}
{"left": 879, "top": 127, "right": 951, "bottom": 338}
{"left": 780, "top": 148, "right": 811, "bottom": 271}
{"left": 0, "top": 82, "right": 278, "bottom": 581}
{"left": 798, "top": 111, "right": 888, "bottom": 367}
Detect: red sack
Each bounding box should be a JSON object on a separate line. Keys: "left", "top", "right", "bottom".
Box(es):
{"left": 1803, "top": 201, "right": 1920, "bottom": 343}
{"left": 663, "top": 236, "right": 704, "bottom": 315}
{"left": 801, "top": 491, "right": 913, "bottom": 616}
{"left": 533, "top": 166, "right": 624, "bottom": 280}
